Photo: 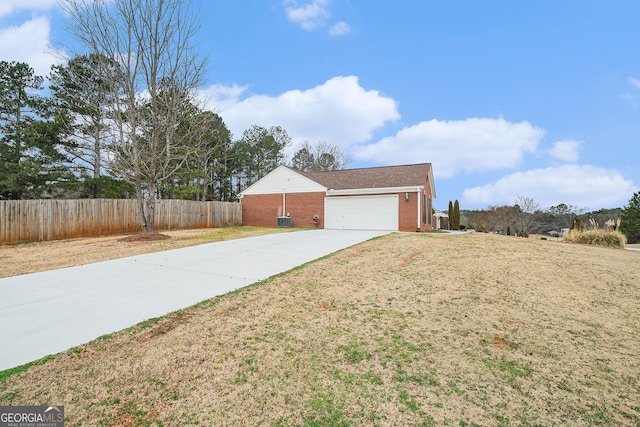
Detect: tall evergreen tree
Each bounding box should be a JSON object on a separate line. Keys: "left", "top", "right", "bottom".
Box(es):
{"left": 448, "top": 200, "right": 453, "bottom": 230}
{"left": 0, "top": 61, "right": 74, "bottom": 199}
{"left": 49, "top": 54, "right": 125, "bottom": 197}
{"left": 452, "top": 199, "right": 460, "bottom": 230}
{"left": 620, "top": 191, "right": 640, "bottom": 244}
{"left": 158, "top": 109, "right": 233, "bottom": 201}
{"left": 195, "top": 112, "right": 233, "bottom": 201}
{"left": 291, "top": 146, "right": 315, "bottom": 171}
{"left": 232, "top": 125, "right": 291, "bottom": 193}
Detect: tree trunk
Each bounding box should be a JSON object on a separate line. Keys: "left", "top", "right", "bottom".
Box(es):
{"left": 135, "top": 186, "right": 148, "bottom": 232}
{"left": 144, "top": 197, "right": 155, "bottom": 233}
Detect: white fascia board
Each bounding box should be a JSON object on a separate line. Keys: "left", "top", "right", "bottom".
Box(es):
{"left": 326, "top": 186, "right": 424, "bottom": 196}
{"left": 428, "top": 166, "right": 436, "bottom": 199}
{"left": 239, "top": 165, "right": 327, "bottom": 198}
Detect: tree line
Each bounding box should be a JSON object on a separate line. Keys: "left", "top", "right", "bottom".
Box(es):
{"left": 446, "top": 193, "right": 639, "bottom": 244}
{"left": 0, "top": 58, "right": 349, "bottom": 202}
{"left": 1, "top": 0, "right": 350, "bottom": 232}
{"left": 461, "top": 198, "right": 588, "bottom": 237}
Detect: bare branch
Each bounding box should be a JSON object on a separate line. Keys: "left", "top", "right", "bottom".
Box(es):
{"left": 58, "top": 0, "right": 207, "bottom": 232}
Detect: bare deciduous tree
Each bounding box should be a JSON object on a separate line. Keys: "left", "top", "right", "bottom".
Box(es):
{"left": 290, "top": 140, "right": 351, "bottom": 171}
{"left": 515, "top": 195, "right": 540, "bottom": 237}
{"left": 59, "top": 0, "right": 207, "bottom": 233}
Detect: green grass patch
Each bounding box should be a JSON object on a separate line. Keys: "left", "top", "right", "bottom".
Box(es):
{"left": 304, "top": 394, "right": 353, "bottom": 427}
{"left": 485, "top": 359, "right": 532, "bottom": 379}
{"left": 0, "top": 354, "right": 57, "bottom": 385}
{"left": 398, "top": 390, "right": 420, "bottom": 412}
{"left": 338, "top": 342, "right": 371, "bottom": 364}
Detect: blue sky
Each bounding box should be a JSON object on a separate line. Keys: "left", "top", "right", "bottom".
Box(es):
{"left": 1, "top": 0, "right": 639, "bottom": 211}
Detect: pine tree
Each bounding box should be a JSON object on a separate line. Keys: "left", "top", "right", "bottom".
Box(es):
{"left": 453, "top": 199, "right": 460, "bottom": 230}
{"left": 0, "top": 61, "right": 75, "bottom": 199}
{"left": 620, "top": 191, "right": 640, "bottom": 244}
{"left": 448, "top": 200, "right": 453, "bottom": 230}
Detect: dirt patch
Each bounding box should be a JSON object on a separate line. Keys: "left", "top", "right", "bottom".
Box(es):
{"left": 133, "top": 311, "right": 195, "bottom": 344}
{"left": 1, "top": 232, "right": 639, "bottom": 426}
{"left": 492, "top": 336, "right": 506, "bottom": 347}
{"left": 119, "top": 232, "right": 172, "bottom": 242}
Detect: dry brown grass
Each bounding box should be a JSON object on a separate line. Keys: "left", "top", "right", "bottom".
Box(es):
{"left": 562, "top": 228, "right": 627, "bottom": 248}
{"left": 1, "top": 232, "right": 639, "bottom": 426}
{"left": 0, "top": 226, "right": 297, "bottom": 278}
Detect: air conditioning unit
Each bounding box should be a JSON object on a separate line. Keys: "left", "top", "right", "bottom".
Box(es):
{"left": 277, "top": 216, "right": 292, "bottom": 227}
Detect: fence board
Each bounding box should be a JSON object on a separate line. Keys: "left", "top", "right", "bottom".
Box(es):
{"left": 0, "top": 199, "right": 241, "bottom": 245}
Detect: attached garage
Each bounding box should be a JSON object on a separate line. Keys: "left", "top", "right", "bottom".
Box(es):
{"left": 239, "top": 163, "right": 436, "bottom": 232}
{"left": 324, "top": 195, "right": 398, "bottom": 230}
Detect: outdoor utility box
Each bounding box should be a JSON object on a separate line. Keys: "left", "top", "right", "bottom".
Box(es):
{"left": 277, "top": 216, "right": 292, "bottom": 227}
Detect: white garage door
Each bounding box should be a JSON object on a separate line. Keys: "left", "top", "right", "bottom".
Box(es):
{"left": 324, "top": 195, "right": 398, "bottom": 230}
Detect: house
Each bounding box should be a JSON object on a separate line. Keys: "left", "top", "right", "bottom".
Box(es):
{"left": 239, "top": 163, "right": 436, "bottom": 232}
{"left": 433, "top": 210, "right": 450, "bottom": 230}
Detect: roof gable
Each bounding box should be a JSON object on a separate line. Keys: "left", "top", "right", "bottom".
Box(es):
{"left": 239, "top": 165, "right": 327, "bottom": 196}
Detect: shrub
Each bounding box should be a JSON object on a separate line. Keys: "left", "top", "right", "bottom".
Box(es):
{"left": 620, "top": 191, "right": 640, "bottom": 244}
{"left": 571, "top": 218, "right": 585, "bottom": 232}
{"left": 562, "top": 229, "right": 626, "bottom": 248}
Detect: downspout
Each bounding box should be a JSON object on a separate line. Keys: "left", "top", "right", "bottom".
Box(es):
{"left": 282, "top": 188, "right": 286, "bottom": 217}
{"left": 417, "top": 187, "right": 421, "bottom": 231}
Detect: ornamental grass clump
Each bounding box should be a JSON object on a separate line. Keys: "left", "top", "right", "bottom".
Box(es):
{"left": 562, "top": 218, "right": 626, "bottom": 248}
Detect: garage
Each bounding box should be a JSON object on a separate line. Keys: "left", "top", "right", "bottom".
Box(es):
{"left": 239, "top": 163, "right": 435, "bottom": 232}
{"left": 324, "top": 195, "right": 398, "bottom": 230}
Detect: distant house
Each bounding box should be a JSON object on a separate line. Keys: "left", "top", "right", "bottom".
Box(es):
{"left": 433, "top": 211, "right": 449, "bottom": 230}
{"left": 239, "top": 163, "right": 436, "bottom": 232}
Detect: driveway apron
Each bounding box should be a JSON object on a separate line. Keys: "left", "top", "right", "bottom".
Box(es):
{"left": 0, "top": 229, "right": 389, "bottom": 371}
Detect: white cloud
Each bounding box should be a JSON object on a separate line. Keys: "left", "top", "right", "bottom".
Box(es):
{"left": 203, "top": 83, "right": 249, "bottom": 107}
{"left": 283, "top": 0, "right": 330, "bottom": 30}
{"left": 204, "top": 76, "right": 399, "bottom": 151}
{"left": 329, "top": 21, "right": 351, "bottom": 36}
{"left": 0, "top": 16, "right": 65, "bottom": 77}
{"left": 620, "top": 78, "right": 640, "bottom": 102}
{"left": 628, "top": 76, "right": 640, "bottom": 89}
{"left": 462, "top": 165, "right": 637, "bottom": 210}
{"left": 548, "top": 139, "right": 581, "bottom": 163}
{"left": 353, "top": 117, "right": 544, "bottom": 178}
{"left": 0, "top": 0, "right": 57, "bottom": 17}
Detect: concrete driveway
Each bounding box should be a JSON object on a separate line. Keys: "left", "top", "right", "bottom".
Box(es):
{"left": 0, "top": 229, "right": 390, "bottom": 371}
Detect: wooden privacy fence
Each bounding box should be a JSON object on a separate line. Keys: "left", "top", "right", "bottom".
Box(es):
{"left": 0, "top": 199, "right": 242, "bottom": 245}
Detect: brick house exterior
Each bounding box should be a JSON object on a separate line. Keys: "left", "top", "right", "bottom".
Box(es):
{"left": 241, "top": 192, "right": 326, "bottom": 228}
{"left": 239, "top": 163, "right": 436, "bottom": 232}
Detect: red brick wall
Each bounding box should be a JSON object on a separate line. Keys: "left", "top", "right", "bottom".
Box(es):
{"left": 397, "top": 191, "right": 432, "bottom": 232}
{"left": 243, "top": 187, "right": 434, "bottom": 231}
{"left": 398, "top": 192, "right": 417, "bottom": 232}
{"left": 241, "top": 192, "right": 325, "bottom": 228}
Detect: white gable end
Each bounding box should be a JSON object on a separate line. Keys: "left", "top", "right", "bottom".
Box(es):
{"left": 240, "top": 166, "right": 327, "bottom": 196}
